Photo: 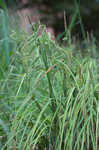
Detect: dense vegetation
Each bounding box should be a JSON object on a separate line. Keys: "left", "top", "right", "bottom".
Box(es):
{"left": 0, "top": 1, "right": 99, "bottom": 150}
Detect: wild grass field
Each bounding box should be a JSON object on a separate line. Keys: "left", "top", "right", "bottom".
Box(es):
{"left": 0, "top": 2, "right": 99, "bottom": 150}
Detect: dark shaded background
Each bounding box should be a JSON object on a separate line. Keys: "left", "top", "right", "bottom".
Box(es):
{"left": 4, "top": 0, "right": 99, "bottom": 39}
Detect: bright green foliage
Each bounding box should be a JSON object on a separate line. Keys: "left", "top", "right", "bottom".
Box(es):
{"left": 0, "top": 23, "right": 99, "bottom": 150}
{"left": 0, "top": 0, "right": 99, "bottom": 149}
{"left": 0, "top": 0, "right": 6, "bottom": 10}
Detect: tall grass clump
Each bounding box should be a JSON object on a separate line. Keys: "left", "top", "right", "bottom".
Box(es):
{"left": 0, "top": 20, "right": 99, "bottom": 150}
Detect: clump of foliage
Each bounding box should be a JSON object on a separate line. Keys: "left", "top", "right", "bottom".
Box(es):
{"left": 0, "top": 21, "right": 99, "bottom": 150}
{"left": 0, "top": 1, "right": 99, "bottom": 149}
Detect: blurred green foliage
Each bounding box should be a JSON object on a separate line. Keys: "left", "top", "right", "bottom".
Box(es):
{"left": 0, "top": 0, "right": 98, "bottom": 42}
{"left": 0, "top": 0, "right": 6, "bottom": 10}
{"left": 4, "top": 0, "right": 99, "bottom": 39}
{"left": 0, "top": 0, "right": 10, "bottom": 71}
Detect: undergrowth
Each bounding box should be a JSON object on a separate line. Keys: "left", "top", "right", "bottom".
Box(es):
{"left": 0, "top": 23, "right": 99, "bottom": 150}
{"left": 0, "top": 0, "right": 99, "bottom": 149}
